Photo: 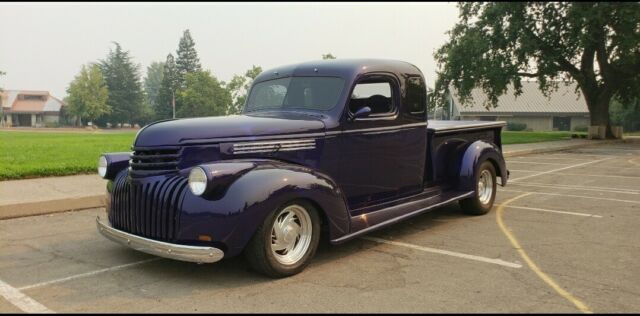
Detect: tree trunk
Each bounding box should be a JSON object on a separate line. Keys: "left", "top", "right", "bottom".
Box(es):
{"left": 584, "top": 88, "right": 615, "bottom": 139}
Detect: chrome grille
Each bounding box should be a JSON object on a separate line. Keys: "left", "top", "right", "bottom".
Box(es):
{"left": 232, "top": 139, "right": 316, "bottom": 155}
{"left": 130, "top": 146, "right": 181, "bottom": 176}
{"left": 108, "top": 172, "right": 188, "bottom": 242}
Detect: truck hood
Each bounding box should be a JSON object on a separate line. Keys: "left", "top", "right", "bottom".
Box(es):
{"left": 134, "top": 112, "right": 326, "bottom": 147}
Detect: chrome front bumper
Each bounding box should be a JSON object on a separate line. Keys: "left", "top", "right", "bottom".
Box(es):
{"left": 96, "top": 216, "right": 224, "bottom": 263}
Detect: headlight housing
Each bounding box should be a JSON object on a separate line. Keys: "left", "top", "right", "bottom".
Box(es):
{"left": 188, "top": 167, "right": 208, "bottom": 196}
{"left": 98, "top": 155, "right": 108, "bottom": 178}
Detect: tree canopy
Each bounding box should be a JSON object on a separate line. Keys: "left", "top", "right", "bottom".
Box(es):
{"left": 226, "top": 65, "right": 263, "bottom": 114}
{"left": 155, "top": 54, "right": 179, "bottom": 120}
{"left": 144, "top": 61, "right": 165, "bottom": 110}
{"left": 434, "top": 2, "right": 640, "bottom": 138}
{"left": 322, "top": 53, "right": 336, "bottom": 60}
{"left": 176, "top": 29, "right": 202, "bottom": 88}
{"left": 99, "top": 42, "right": 144, "bottom": 126}
{"left": 66, "top": 64, "right": 110, "bottom": 126}
{"left": 177, "top": 71, "right": 231, "bottom": 118}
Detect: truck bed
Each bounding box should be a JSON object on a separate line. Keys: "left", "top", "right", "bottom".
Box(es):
{"left": 425, "top": 120, "right": 506, "bottom": 184}
{"left": 427, "top": 120, "right": 506, "bottom": 134}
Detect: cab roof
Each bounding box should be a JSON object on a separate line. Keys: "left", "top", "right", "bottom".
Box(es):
{"left": 253, "top": 59, "right": 424, "bottom": 84}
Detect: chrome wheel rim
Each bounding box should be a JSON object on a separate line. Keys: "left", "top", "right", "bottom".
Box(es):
{"left": 478, "top": 169, "right": 494, "bottom": 205}
{"left": 271, "top": 204, "right": 312, "bottom": 265}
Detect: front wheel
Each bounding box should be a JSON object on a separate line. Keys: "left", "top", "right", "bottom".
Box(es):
{"left": 459, "top": 161, "right": 497, "bottom": 215}
{"left": 245, "top": 200, "right": 321, "bottom": 278}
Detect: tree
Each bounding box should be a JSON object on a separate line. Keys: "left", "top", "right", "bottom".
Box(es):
{"left": 433, "top": 2, "right": 640, "bottom": 138}
{"left": 225, "top": 65, "right": 263, "bottom": 114}
{"left": 155, "top": 54, "right": 179, "bottom": 120}
{"left": 65, "top": 64, "right": 110, "bottom": 126}
{"left": 610, "top": 97, "right": 640, "bottom": 132}
{"left": 99, "top": 42, "right": 144, "bottom": 126}
{"left": 322, "top": 53, "right": 336, "bottom": 60}
{"left": 177, "top": 70, "right": 231, "bottom": 118}
{"left": 175, "top": 29, "right": 202, "bottom": 88}
{"left": 144, "top": 61, "right": 165, "bottom": 109}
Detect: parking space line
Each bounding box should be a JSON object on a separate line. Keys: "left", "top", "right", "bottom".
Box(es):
{"left": 509, "top": 157, "right": 591, "bottom": 162}
{"left": 496, "top": 193, "right": 593, "bottom": 314}
{"left": 495, "top": 204, "right": 602, "bottom": 218}
{"left": 508, "top": 161, "right": 570, "bottom": 165}
{"left": 509, "top": 157, "right": 612, "bottom": 182}
{"left": 19, "top": 258, "right": 161, "bottom": 291}
{"left": 360, "top": 236, "right": 522, "bottom": 269}
{"left": 0, "top": 279, "right": 54, "bottom": 313}
{"left": 509, "top": 182, "right": 640, "bottom": 195}
{"left": 501, "top": 189, "right": 640, "bottom": 205}
{"left": 506, "top": 170, "right": 640, "bottom": 179}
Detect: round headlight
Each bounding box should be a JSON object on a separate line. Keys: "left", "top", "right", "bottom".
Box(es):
{"left": 188, "top": 167, "right": 208, "bottom": 196}
{"left": 98, "top": 155, "right": 108, "bottom": 178}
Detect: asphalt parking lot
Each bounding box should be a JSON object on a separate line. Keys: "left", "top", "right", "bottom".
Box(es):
{"left": 1, "top": 142, "right": 639, "bottom": 313}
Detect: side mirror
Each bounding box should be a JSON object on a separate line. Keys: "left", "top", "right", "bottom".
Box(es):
{"left": 350, "top": 106, "right": 371, "bottom": 121}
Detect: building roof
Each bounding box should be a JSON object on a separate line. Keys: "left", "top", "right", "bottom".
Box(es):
{"left": 452, "top": 81, "right": 589, "bottom": 115}
{"left": 1, "top": 90, "right": 64, "bottom": 113}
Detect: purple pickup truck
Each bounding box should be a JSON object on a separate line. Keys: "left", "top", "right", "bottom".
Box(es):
{"left": 96, "top": 59, "right": 508, "bottom": 278}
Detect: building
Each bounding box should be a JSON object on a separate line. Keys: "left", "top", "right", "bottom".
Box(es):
{"left": 447, "top": 81, "right": 590, "bottom": 131}
{"left": 1, "top": 90, "right": 66, "bottom": 127}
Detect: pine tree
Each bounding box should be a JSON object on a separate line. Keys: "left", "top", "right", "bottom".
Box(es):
{"left": 175, "top": 29, "right": 202, "bottom": 89}
{"left": 99, "top": 42, "right": 144, "bottom": 126}
{"left": 155, "top": 54, "right": 178, "bottom": 120}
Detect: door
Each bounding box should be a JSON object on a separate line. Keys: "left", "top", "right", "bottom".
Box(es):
{"left": 335, "top": 74, "right": 425, "bottom": 212}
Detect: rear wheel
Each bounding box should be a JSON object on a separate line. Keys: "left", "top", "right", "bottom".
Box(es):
{"left": 459, "top": 161, "right": 497, "bottom": 215}
{"left": 245, "top": 200, "right": 321, "bottom": 278}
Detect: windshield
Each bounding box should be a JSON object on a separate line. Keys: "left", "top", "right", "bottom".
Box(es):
{"left": 244, "top": 76, "right": 345, "bottom": 112}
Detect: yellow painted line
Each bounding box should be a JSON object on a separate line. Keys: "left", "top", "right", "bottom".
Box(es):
{"left": 496, "top": 193, "right": 593, "bottom": 314}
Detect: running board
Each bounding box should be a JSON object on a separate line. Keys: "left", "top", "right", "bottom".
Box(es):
{"left": 330, "top": 191, "right": 474, "bottom": 244}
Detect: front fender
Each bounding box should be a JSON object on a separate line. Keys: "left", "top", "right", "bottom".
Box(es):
{"left": 458, "top": 140, "right": 508, "bottom": 191}
{"left": 177, "top": 160, "right": 350, "bottom": 258}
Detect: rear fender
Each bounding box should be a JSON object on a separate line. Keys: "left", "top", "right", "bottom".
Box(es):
{"left": 458, "top": 140, "right": 508, "bottom": 191}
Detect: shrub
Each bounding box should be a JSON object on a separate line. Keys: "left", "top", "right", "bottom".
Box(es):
{"left": 507, "top": 122, "right": 527, "bottom": 131}
{"left": 573, "top": 125, "right": 588, "bottom": 132}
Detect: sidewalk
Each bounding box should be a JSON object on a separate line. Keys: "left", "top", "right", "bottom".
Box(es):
{"left": 0, "top": 138, "right": 633, "bottom": 220}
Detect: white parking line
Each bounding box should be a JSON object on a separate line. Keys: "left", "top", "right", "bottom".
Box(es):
{"left": 495, "top": 204, "right": 603, "bottom": 218}
{"left": 19, "top": 258, "right": 161, "bottom": 291}
{"left": 361, "top": 236, "right": 522, "bottom": 269}
{"left": 0, "top": 279, "right": 53, "bottom": 313}
{"left": 507, "top": 170, "right": 640, "bottom": 179}
{"left": 509, "top": 182, "right": 640, "bottom": 195}
{"left": 507, "top": 161, "right": 570, "bottom": 165}
{"left": 509, "top": 157, "right": 591, "bottom": 162}
{"left": 501, "top": 189, "right": 640, "bottom": 205}
{"left": 509, "top": 158, "right": 611, "bottom": 182}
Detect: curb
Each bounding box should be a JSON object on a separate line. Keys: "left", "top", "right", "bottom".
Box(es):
{"left": 0, "top": 195, "right": 105, "bottom": 220}
{"left": 503, "top": 139, "right": 625, "bottom": 158}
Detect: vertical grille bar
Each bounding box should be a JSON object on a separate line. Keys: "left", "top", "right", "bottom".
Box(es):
{"left": 108, "top": 172, "right": 186, "bottom": 242}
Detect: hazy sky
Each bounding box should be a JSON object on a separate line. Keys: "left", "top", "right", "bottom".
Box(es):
{"left": 0, "top": 2, "right": 459, "bottom": 98}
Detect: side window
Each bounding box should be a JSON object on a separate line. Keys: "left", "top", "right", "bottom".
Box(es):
{"left": 349, "top": 79, "right": 395, "bottom": 116}
{"left": 405, "top": 76, "right": 426, "bottom": 117}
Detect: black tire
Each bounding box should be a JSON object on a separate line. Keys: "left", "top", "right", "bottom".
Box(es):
{"left": 459, "top": 160, "right": 497, "bottom": 215}
{"left": 244, "top": 200, "right": 321, "bottom": 278}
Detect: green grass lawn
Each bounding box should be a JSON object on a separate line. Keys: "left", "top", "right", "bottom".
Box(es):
{"left": 0, "top": 131, "right": 136, "bottom": 180}
{"left": 501, "top": 131, "right": 580, "bottom": 145}
{"left": 0, "top": 129, "right": 584, "bottom": 180}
